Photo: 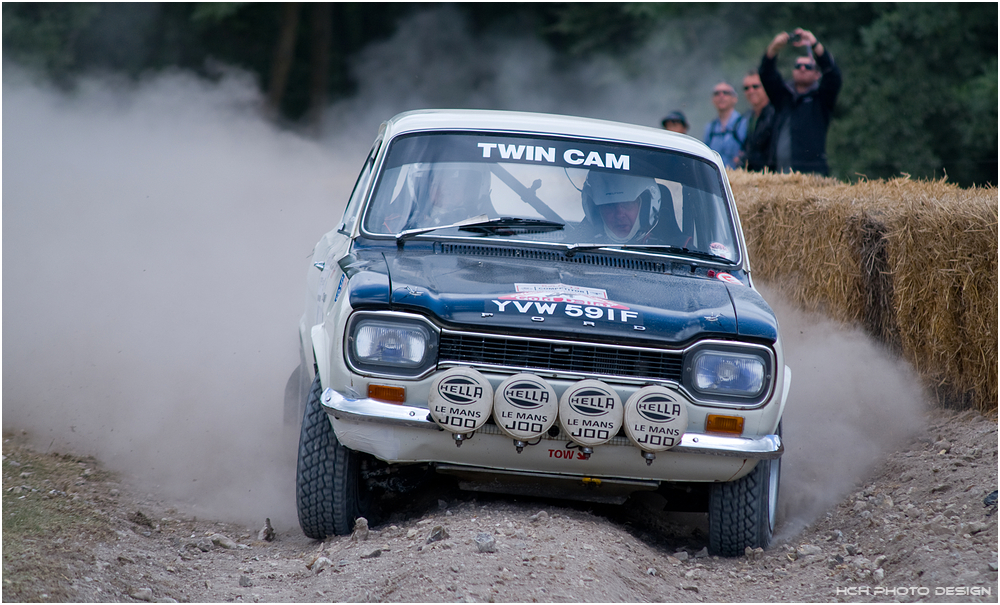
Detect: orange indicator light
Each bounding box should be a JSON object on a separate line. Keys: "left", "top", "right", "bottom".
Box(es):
{"left": 368, "top": 384, "right": 406, "bottom": 404}
{"left": 705, "top": 414, "right": 744, "bottom": 435}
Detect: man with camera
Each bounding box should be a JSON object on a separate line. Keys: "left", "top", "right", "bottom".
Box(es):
{"left": 759, "top": 28, "right": 842, "bottom": 176}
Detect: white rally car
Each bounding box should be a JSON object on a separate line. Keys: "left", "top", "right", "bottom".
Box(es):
{"left": 289, "top": 109, "right": 790, "bottom": 556}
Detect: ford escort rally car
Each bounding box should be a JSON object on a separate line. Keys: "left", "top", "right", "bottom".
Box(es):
{"left": 290, "top": 109, "right": 791, "bottom": 556}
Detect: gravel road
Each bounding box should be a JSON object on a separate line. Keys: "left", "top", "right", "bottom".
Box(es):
{"left": 3, "top": 407, "right": 996, "bottom": 603}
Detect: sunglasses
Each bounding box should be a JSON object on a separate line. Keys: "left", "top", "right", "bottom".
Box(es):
{"left": 713, "top": 90, "right": 735, "bottom": 96}
{"left": 794, "top": 63, "right": 816, "bottom": 71}
{"left": 743, "top": 84, "right": 762, "bottom": 90}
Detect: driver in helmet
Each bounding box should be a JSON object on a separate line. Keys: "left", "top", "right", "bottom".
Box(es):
{"left": 580, "top": 171, "right": 662, "bottom": 244}
{"left": 411, "top": 163, "right": 494, "bottom": 227}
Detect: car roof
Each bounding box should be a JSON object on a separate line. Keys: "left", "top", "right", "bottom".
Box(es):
{"left": 382, "top": 109, "right": 722, "bottom": 166}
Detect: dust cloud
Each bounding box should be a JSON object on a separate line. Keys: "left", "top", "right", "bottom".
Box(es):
{"left": 317, "top": 6, "right": 733, "bottom": 144}
{"left": 758, "top": 284, "right": 928, "bottom": 540}
{"left": 3, "top": 7, "right": 925, "bottom": 535}
{"left": 2, "top": 65, "right": 351, "bottom": 528}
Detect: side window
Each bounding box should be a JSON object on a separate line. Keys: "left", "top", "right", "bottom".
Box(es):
{"left": 338, "top": 141, "right": 380, "bottom": 235}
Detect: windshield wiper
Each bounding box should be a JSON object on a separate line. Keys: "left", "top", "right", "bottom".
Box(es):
{"left": 396, "top": 214, "right": 490, "bottom": 247}
{"left": 564, "top": 243, "right": 733, "bottom": 263}
{"left": 459, "top": 217, "right": 565, "bottom": 235}
{"left": 396, "top": 216, "right": 564, "bottom": 248}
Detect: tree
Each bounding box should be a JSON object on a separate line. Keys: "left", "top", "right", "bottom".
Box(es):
{"left": 827, "top": 3, "right": 997, "bottom": 186}
{"left": 2, "top": 3, "right": 996, "bottom": 186}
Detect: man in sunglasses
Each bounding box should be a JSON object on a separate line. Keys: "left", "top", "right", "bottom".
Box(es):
{"left": 703, "top": 82, "right": 747, "bottom": 170}
{"left": 759, "top": 27, "right": 842, "bottom": 175}
{"left": 740, "top": 71, "right": 776, "bottom": 172}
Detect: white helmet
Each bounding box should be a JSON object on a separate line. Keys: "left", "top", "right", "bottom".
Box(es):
{"left": 582, "top": 171, "right": 661, "bottom": 239}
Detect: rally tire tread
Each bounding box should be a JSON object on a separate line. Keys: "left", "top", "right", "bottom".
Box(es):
{"left": 708, "top": 454, "right": 779, "bottom": 557}
{"left": 708, "top": 460, "right": 767, "bottom": 556}
{"left": 708, "top": 422, "right": 781, "bottom": 557}
{"left": 295, "top": 374, "right": 360, "bottom": 540}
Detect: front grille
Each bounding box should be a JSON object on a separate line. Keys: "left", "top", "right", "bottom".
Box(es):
{"left": 438, "top": 332, "right": 683, "bottom": 381}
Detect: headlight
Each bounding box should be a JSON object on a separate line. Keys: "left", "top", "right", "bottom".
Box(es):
{"left": 346, "top": 314, "right": 438, "bottom": 377}
{"left": 686, "top": 347, "right": 770, "bottom": 402}
{"left": 355, "top": 323, "right": 426, "bottom": 363}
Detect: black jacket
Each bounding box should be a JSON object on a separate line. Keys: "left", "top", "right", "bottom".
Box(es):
{"left": 742, "top": 104, "right": 776, "bottom": 172}
{"left": 759, "top": 49, "right": 842, "bottom": 175}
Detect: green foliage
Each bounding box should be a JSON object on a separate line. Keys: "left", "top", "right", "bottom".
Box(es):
{"left": 2, "top": 2, "right": 101, "bottom": 79}
{"left": 540, "top": 3, "right": 673, "bottom": 56}
{"left": 827, "top": 3, "right": 997, "bottom": 186}
{"left": 190, "top": 2, "right": 249, "bottom": 25}
{"left": 2, "top": 3, "right": 995, "bottom": 185}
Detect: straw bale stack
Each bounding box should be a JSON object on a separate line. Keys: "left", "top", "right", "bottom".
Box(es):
{"left": 729, "top": 171, "right": 998, "bottom": 415}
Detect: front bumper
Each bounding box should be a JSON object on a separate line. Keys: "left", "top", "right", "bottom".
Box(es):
{"left": 321, "top": 388, "right": 782, "bottom": 484}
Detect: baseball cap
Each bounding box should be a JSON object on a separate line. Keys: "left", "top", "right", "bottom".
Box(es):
{"left": 661, "top": 110, "right": 688, "bottom": 128}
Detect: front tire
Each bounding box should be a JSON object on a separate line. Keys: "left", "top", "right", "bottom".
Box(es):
{"left": 707, "top": 428, "right": 781, "bottom": 556}
{"left": 295, "top": 374, "right": 368, "bottom": 539}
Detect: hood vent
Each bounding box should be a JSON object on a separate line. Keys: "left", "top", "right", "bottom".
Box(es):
{"left": 436, "top": 243, "right": 668, "bottom": 274}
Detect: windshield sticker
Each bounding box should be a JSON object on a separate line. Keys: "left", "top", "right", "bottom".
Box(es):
{"left": 710, "top": 242, "right": 733, "bottom": 259}
{"left": 478, "top": 142, "right": 629, "bottom": 171}
{"left": 477, "top": 143, "right": 556, "bottom": 162}
{"left": 716, "top": 272, "right": 743, "bottom": 286}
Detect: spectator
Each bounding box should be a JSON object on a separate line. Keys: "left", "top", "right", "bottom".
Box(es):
{"left": 703, "top": 82, "right": 746, "bottom": 169}
{"left": 661, "top": 110, "right": 689, "bottom": 134}
{"left": 759, "top": 28, "right": 842, "bottom": 175}
{"left": 741, "top": 70, "right": 776, "bottom": 172}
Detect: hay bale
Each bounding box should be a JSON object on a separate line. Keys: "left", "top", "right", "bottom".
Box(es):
{"left": 879, "top": 180, "right": 997, "bottom": 413}
{"left": 729, "top": 170, "right": 998, "bottom": 415}
{"left": 730, "top": 171, "right": 861, "bottom": 324}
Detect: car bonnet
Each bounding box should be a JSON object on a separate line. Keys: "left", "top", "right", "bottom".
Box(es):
{"left": 346, "top": 248, "right": 778, "bottom": 346}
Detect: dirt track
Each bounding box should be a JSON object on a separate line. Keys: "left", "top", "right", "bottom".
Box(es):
{"left": 3, "top": 407, "right": 996, "bottom": 603}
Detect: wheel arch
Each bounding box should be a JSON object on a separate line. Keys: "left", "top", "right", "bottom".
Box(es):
{"left": 311, "top": 323, "right": 332, "bottom": 391}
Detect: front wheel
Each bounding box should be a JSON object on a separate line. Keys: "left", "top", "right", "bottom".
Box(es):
{"left": 707, "top": 428, "right": 781, "bottom": 556}
{"left": 295, "top": 374, "right": 369, "bottom": 539}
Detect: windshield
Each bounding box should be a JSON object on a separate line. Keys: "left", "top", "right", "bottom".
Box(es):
{"left": 362, "top": 132, "right": 740, "bottom": 262}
